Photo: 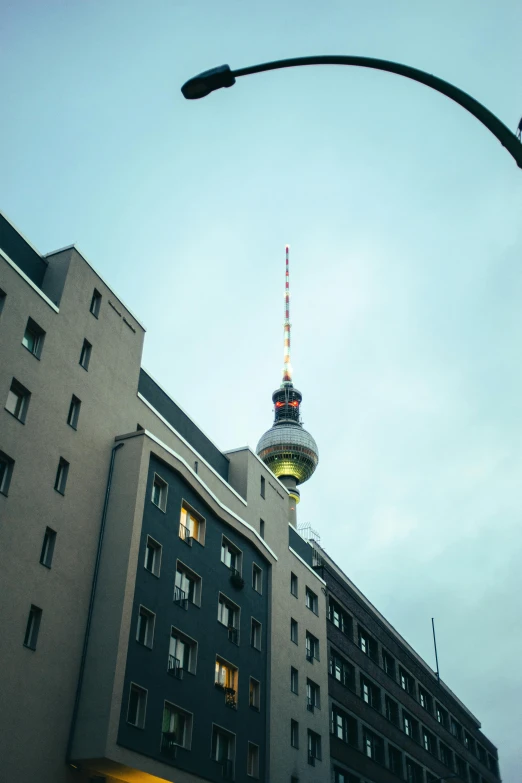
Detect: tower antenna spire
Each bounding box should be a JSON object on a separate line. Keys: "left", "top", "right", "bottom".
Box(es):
{"left": 283, "top": 244, "right": 292, "bottom": 384}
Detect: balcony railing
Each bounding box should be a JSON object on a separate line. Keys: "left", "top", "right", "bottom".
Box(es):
{"left": 179, "top": 523, "right": 192, "bottom": 545}
{"left": 173, "top": 586, "right": 188, "bottom": 608}
{"left": 227, "top": 625, "right": 239, "bottom": 645}
{"left": 229, "top": 567, "right": 245, "bottom": 589}
{"left": 220, "top": 759, "right": 234, "bottom": 780}
{"left": 167, "top": 655, "right": 183, "bottom": 679}
{"left": 224, "top": 687, "right": 237, "bottom": 709}
{"left": 161, "top": 732, "right": 178, "bottom": 759}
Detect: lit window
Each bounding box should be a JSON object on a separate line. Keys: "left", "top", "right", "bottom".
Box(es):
{"left": 358, "top": 627, "right": 378, "bottom": 660}
{"left": 423, "top": 728, "right": 435, "bottom": 753}
{"left": 328, "top": 597, "right": 352, "bottom": 636}
{"left": 144, "top": 536, "right": 162, "bottom": 577}
{"left": 436, "top": 703, "right": 449, "bottom": 729}
{"left": 90, "top": 288, "right": 102, "bottom": 318}
{"left": 79, "top": 339, "right": 92, "bottom": 370}
{"left": 247, "top": 742, "right": 259, "bottom": 778}
{"left": 249, "top": 677, "right": 260, "bottom": 709}
{"left": 5, "top": 378, "right": 30, "bottom": 423}
{"left": 211, "top": 725, "right": 235, "bottom": 777}
{"left": 290, "top": 719, "right": 299, "bottom": 748}
{"left": 360, "top": 675, "right": 381, "bottom": 710}
{"left": 40, "top": 527, "right": 57, "bottom": 568}
{"left": 0, "top": 450, "right": 15, "bottom": 496}
{"left": 329, "top": 650, "right": 355, "bottom": 690}
{"left": 151, "top": 473, "right": 167, "bottom": 512}
{"left": 175, "top": 561, "right": 202, "bottom": 606}
{"left": 54, "top": 457, "right": 69, "bottom": 495}
{"left": 290, "top": 618, "right": 298, "bottom": 644}
{"left": 169, "top": 627, "right": 197, "bottom": 675}
{"left": 162, "top": 702, "right": 192, "bottom": 754}
{"left": 215, "top": 657, "right": 238, "bottom": 708}
{"left": 136, "top": 606, "right": 155, "bottom": 648}
{"left": 252, "top": 563, "right": 262, "bottom": 593}
{"left": 179, "top": 503, "right": 204, "bottom": 544}
{"left": 22, "top": 317, "right": 45, "bottom": 358}
{"left": 399, "top": 666, "right": 415, "bottom": 696}
{"left": 250, "top": 618, "right": 262, "bottom": 650}
{"left": 290, "top": 572, "right": 298, "bottom": 597}
{"left": 67, "top": 395, "right": 81, "bottom": 429}
{"left": 419, "top": 686, "right": 432, "bottom": 712}
{"left": 23, "top": 604, "right": 42, "bottom": 650}
{"left": 291, "top": 667, "right": 298, "bottom": 694}
{"left": 331, "top": 707, "right": 358, "bottom": 746}
{"left": 218, "top": 593, "right": 240, "bottom": 643}
{"left": 127, "top": 683, "right": 147, "bottom": 728}
{"left": 305, "top": 587, "right": 318, "bottom": 614}
{"left": 403, "top": 712, "right": 418, "bottom": 741}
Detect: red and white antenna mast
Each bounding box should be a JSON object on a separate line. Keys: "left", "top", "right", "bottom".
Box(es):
{"left": 282, "top": 244, "right": 292, "bottom": 384}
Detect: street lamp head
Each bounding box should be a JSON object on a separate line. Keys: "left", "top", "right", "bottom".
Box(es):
{"left": 181, "top": 65, "right": 236, "bottom": 100}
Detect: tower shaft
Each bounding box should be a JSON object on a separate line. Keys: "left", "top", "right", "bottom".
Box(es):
{"left": 283, "top": 244, "right": 292, "bottom": 383}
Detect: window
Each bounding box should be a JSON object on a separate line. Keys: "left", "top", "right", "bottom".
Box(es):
{"left": 477, "top": 745, "right": 487, "bottom": 764}
{"left": 307, "top": 729, "right": 321, "bottom": 764}
{"left": 252, "top": 563, "right": 262, "bottom": 593}
{"left": 403, "top": 711, "right": 419, "bottom": 742}
{"left": 439, "top": 742, "right": 453, "bottom": 768}
{"left": 127, "top": 683, "right": 147, "bottom": 728}
{"left": 455, "top": 755, "right": 467, "bottom": 779}
{"left": 90, "top": 288, "right": 102, "bottom": 317}
{"left": 405, "top": 758, "right": 423, "bottom": 783}
{"left": 469, "top": 768, "right": 480, "bottom": 783}
{"left": 23, "top": 605, "right": 42, "bottom": 650}
{"left": 0, "top": 451, "right": 15, "bottom": 496}
{"left": 221, "top": 535, "right": 242, "bottom": 574}
{"left": 305, "top": 587, "right": 318, "bottom": 614}
{"left": 385, "top": 695, "right": 399, "bottom": 725}
{"left": 249, "top": 677, "right": 260, "bottom": 710}
{"left": 136, "top": 606, "right": 155, "bottom": 648}
{"left": 290, "top": 719, "right": 299, "bottom": 748}
{"left": 259, "top": 518, "right": 265, "bottom": 538}
{"left": 175, "top": 561, "right": 202, "bottom": 606}
{"left": 329, "top": 650, "right": 355, "bottom": 691}
{"left": 215, "top": 657, "right": 238, "bottom": 696}
{"left": 464, "top": 731, "right": 476, "bottom": 754}
{"left": 144, "top": 536, "right": 162, "bottom": 577}
{"left": 306, "top": 631, "right": 319, "bottom": 661}
{"left": 247, "top": 742, "right": 259, "bottom": 778}
{"left": 79, "top": 338, "right": 92, "bottom": 370}
{"left": 22, "top": 317, "right": 45, "bottom": 358}
{"left": 389, "top": 745, "right": 403, "bottom": 776}
{"left": 290, "top": 618, "right": 298, "bottom": 644}
{"left": 169, "top": 627, "right": 197, "bottom": 675}
{"left": 358, "top": 627, "right": 378, "bottom": 661}
{"left": 179, "top": 503, "right": 204, "bottom": 544}
{"left": 5, "top": 378, "right": 30, "bottom": 423}
{"left": 331, "top": 707, "right": 358, "bottom": 746}
{"left": 290, "top": 572, "right": 298, "bottom": 597}
{"left": 423, "top": 727, "right": 436, "bottom": 754}
{"left": 218, "top": 594, "right": 240, "bottom": 643}
{"left": 211, "top": 725, "right": 235, "bottom": 778}
{"left": 291, "top": 667, "right": 298, "bottom": 694}
{"left": 251, "top": 618, "right": 262, "bottom": 650}
{"left": 260, "top": 475, "right": 265, "bottom": 498}
{"left": 162, "top": 702, "right": 192, "bottom": 754}
{"left": 66, "top": 395, "right": 81, "bottom": 429}
{"left": 419, "top": 686, "right": 433, "bottom": 713}
{"left": 334, "top": 769, "right": 361, "bottom": 783}
{"left": 436, "top": 703, "right": 449, "bottom": 729}
{"left": 382, "top": 650, "right": 396, "bottom": 679}
{"left": 0, "top": 288, "right": 5, "bottom": 314}
{"left": 360, "top": 675, "right": 381, "bottom": 711}
{"left": 451, "top": 717, "right": 463, "bottom": 741}
{"left": 54, "top": 457, "right": 69, "bottom": 495}
{"left": 399, "top": 666, "right": 415, "bottom": 696}
{"left": 151, "top": 473, "right": 167, "bottom": 512}
{"left": 40, "top": 527, "right": 56, "bottom": 568}
{"left": 363, "top": 727, "right": 384, "bottom": 764}
{"left": 328, "top": 597, "right": 353, "bottom": 637}
{"left": 306, "top": 678, "right": 320, "bottom": 711}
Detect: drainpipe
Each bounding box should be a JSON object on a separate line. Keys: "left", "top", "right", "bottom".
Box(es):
{"left": 66, "top": 442, "right": 125, "bottom": 766}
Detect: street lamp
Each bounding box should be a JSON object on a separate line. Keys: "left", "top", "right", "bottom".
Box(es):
{"left": 181, "top": 56, "right": 522, "bottom": 169}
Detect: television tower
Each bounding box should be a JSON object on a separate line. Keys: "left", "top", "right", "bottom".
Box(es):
{"left": 256, "top": 246, "right": 319, "bottom": 517}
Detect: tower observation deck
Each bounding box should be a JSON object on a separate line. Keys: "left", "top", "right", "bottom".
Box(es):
{"left": 256, "top": 246, "right": 318, "bottom": 503}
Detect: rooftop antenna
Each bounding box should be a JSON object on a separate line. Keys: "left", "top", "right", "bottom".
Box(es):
{"left": 432, "top": 617, "right": 440, "bottom": 682}
{"left": 282, "top": 244, "right": 292, "bottom": 384}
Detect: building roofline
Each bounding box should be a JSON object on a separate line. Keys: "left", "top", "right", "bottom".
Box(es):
{"left": 0, "top": 210, "right": 49, "bottom": 262}
{"left": 44, "top": 243, "right": 146, "bottom": 331}
{"left": 224, "top": 445, "right": 291, "bottom": 497}
{"left": 0, "top": 246, "right": 59, "bottom": 313}
{"left": 315, "top": 542, "right": 482, "bottom": 728}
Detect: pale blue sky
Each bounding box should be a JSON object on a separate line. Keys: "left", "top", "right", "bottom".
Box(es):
{"left": 3, "top": 1, "right": 522, "bottom": 779}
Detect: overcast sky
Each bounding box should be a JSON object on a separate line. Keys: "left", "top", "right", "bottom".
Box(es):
{"left": 3, "top": 1, "right": 522, "bottom": 779}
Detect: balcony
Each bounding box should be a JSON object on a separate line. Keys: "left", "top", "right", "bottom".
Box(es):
{"left": 225, "top": 687, "right": 237, "bottom": 709}
{"left": 229, "top": 568, "right": 245, "bottom": 589}
{"left": 167, "top": 655, "right": 183, "bottom": 679}
{"left": 161, "top": 732, "right": 178, "bottom": 759}
{"left": 173, "top": 586, "right": 188, "bottom": 609}
{"left": 227, "top": 625, "right": 239, "bottom": 645}
{"left": 179, "top": 523, "right": 192, "bottom": 546}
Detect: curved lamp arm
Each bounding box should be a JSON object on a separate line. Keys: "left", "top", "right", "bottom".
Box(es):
{"left": 181, "top": 56, "right": 522, "bottom": 170}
